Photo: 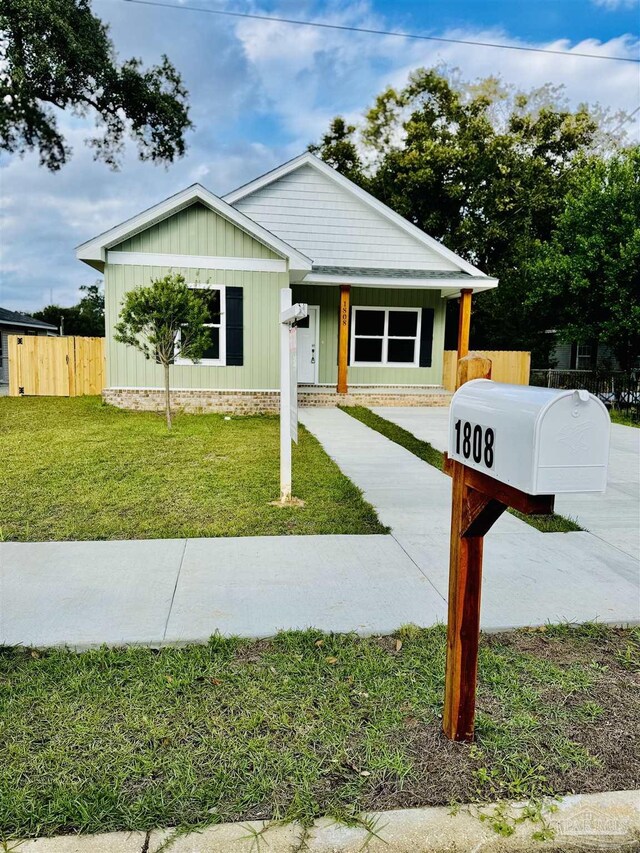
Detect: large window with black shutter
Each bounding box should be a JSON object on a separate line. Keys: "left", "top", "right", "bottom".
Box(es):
{"left": 176, "top": 284, "right": 226, "bottom": 365}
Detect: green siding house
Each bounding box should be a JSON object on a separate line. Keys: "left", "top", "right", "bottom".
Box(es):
{"left": 76, "top": 153, "right": 497, "bottom": 412}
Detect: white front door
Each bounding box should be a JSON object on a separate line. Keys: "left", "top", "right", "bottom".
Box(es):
{"left": 296, "top": 306, "right": 319, "bottom": 384}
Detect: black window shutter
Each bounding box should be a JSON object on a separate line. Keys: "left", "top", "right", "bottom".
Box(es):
{"left": 419, "top": 307, "right": 435, "bottom": 367}
{"left": 226, "top": 287, "right": 243, "bottom": 366}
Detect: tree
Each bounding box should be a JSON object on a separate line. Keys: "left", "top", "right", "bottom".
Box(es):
{"left": 526, "top": 148, "right": 640, "bottom": 371}
{"left": 114, "top": 273, "right": 210, "bottom": 428}
{"left": 77, "top": 283, "right": 105, "bottom": 335}
{"left": 311, "top": 68, "right": 625, "bottom": 361}
{"left": 33, "top": 281, "right": 105, "bottom": 336}
{"left": 0, "top": 0, "right": 192, "bottom": 170}
{"left": 308, "top": 117, "right": 365, "bottom": 184}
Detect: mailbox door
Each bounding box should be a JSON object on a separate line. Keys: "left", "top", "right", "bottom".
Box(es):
{"left": 535, "top": 394, "right": 610, "bottom": 493}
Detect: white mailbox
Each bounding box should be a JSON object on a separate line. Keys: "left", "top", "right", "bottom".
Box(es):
{"left": 449, "top": 380, "right": 610, "bottom": 495}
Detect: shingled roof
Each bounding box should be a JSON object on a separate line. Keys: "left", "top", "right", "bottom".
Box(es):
{"left": 0, "top": 307, "right": 58, "bottom": 331}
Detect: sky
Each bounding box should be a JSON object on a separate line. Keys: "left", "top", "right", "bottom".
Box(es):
{"left": 1, "top": 0, "right": 639, "bottom": 312}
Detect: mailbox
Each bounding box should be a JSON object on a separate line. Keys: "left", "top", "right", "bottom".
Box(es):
{"left": 449, "top": 380, "right": 610, "bottom": 495}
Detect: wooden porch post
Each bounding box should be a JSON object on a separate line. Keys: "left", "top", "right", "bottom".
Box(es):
{"left": 457, "top": 288, "right": 473, "bottom": 367}
{"left": 337, "top": 284, "right": 350, "bottom": 394}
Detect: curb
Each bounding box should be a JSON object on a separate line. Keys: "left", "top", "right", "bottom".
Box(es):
{"left": 10, "top": 790, "right": 640, "bottom": 852}
{"left": 12, "top": 791, "right": 640, "bottom": 853}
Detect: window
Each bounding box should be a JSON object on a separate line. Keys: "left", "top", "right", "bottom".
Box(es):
{"left": 176, "top": 285, "right": 226, "bottom": 365}
{"left": 351, "top": 307, "right": 421, "bottom": 367}
{"left": 576, "top": 344, "right": 592, "bottom": 370}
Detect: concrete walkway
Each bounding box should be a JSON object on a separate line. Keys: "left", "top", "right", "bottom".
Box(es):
{"left": 373, "top": 406, "right": 640, "bottom": 561}
{"left": 300, "top": 408, "right": 639, "bottom": 629}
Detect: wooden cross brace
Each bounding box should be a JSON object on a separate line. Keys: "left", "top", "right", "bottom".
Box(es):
{"left": 443, "top": 455, "right": 555, "bottom": 536}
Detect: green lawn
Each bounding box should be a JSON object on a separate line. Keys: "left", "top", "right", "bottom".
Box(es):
{"left": 340, "top": 406, "right": 583, "bottom": 534}
{"left": 610, "top": 408, "right": 639, "bottom": 428}
{"left": 0, "top": 397, "right": 385, "bottom": 541}
{"left": 1, "top": 625, "right": 638, "bottom": 840}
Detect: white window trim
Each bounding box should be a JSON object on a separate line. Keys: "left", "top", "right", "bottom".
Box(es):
{"left": 350, "top": 306, "right": 422, "bottom": 368}
{"left": 175, "top": 284, "right": 226, "bottom": 366}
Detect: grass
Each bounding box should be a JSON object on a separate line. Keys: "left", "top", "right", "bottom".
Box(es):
{"left": 1, "top": 624, "right": 638, "bottom": 840}
{"left": 0, "top": 397, "right": 386, "bottom": 541}
{"left": 609, "top": 408, "right": 639, "bottom": 428}
{"left": 340, "top": 406, "right": 583, "bottom": 534}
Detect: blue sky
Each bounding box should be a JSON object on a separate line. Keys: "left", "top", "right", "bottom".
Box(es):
{"left": 1, "top": 0, "right": 639, "bottom": 311}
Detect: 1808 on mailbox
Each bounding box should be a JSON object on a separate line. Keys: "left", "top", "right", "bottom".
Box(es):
{"left": 452, "top": 418, "right": 495, "bottom": 470}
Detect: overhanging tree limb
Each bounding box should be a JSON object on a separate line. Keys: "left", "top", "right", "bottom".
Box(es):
{"left": 0, "top": 0, "right": 192, "bottom": 169}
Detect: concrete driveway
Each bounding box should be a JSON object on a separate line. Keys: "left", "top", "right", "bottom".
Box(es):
{"left": 372, "top": 406, "right": 640, "bottom": 562}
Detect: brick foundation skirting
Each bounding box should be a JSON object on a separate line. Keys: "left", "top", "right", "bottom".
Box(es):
{"left": 103, "top": 388, "right": 451, "bottom": 414}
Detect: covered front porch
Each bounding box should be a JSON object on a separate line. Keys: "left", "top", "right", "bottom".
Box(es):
{"left": 292, "top": 269, "right": 494, "bottom": 398}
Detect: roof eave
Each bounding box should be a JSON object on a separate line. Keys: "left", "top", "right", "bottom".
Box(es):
{"left": 0, "top": 319, "right": 58, "bottom": 331}
{"left": 298, "top": 272, "right": 499, "bottom": 293}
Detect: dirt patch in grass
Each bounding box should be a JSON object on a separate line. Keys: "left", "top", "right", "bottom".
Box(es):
{"left": 1, "top": 625, "right": 638, "bottom": 840}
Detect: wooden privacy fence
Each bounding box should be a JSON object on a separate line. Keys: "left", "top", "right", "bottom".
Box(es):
{"left": 8, "top": 335, "right": 105, "bottom": 397}
{"left": 443, "top": 350, "right": 530, "bottom": 391}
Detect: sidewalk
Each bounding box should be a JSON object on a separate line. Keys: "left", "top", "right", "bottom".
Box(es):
{"left": 0, "top": 535, "right": 446, "bottom": 648}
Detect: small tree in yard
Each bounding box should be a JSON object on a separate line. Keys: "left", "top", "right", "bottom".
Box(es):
{"left": 114, "top": 274, "right": 210, "bottom": 429}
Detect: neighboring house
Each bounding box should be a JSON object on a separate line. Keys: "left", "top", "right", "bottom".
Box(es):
{"left": 551, "top": 340, "right": 623, "bottom": 371}
{"left": 0, "top": 308, "right": 58, "bottom": 387}
{"left": 76, "top": 152, "right": 498, "bottom": 412}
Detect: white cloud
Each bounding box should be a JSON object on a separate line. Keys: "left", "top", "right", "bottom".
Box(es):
{"left": 592, "top": 0, "right": 639, "bottom": 10}
{"left": 1, "top": 0, "right": 639, "bottom": 311}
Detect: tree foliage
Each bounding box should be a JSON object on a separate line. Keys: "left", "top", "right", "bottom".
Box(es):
{"left": 0, "top": 0, "right": 192, "bottom": 169}
{"left": 114, "top": 273, "right": 210, "bottom": 428}
{"left": 311, "top": 68, "right": 634, "bottom": 365}
{"left": 33, "top": 282, "right": 105, "bottom": 336}
{"left": 308, "top": 117, "right": 365, "bottom": 184}
{"left": 527, "top": 149, "right": 640, "bottom": 371}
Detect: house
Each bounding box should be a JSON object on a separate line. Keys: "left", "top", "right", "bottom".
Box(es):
{"left": 551, "top": 339, "right": 624, "bottom": 372}
{"left": 0, "top": 308, "right": 58, "bottom": 387}
{"left": 76, "top": 152, "right": 498, "bottom": 412}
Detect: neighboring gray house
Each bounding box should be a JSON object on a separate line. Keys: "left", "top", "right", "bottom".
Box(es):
{"left": 0, "top": 308, "right": 58, "bottom": 386}
{"left": 551, "top": 339, "right": 623, "bottom": 371}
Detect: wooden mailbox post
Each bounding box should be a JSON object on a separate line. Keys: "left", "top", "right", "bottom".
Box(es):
{"left": 442, "top": 354, "right": 554, "bottom": 742}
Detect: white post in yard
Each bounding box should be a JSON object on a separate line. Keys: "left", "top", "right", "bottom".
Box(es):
{"left": 280, "top": 288, "right": 293, "bottom": 503}
{"left": 279, "top": 288, "right": 308, "bottom": 504}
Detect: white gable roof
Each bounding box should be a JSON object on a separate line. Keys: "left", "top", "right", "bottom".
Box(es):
{"left": 224, "top": 152, "right": 486, "bottom": 278}
{"left": 76, "top": 183, "right": 312, "bottom": 273}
